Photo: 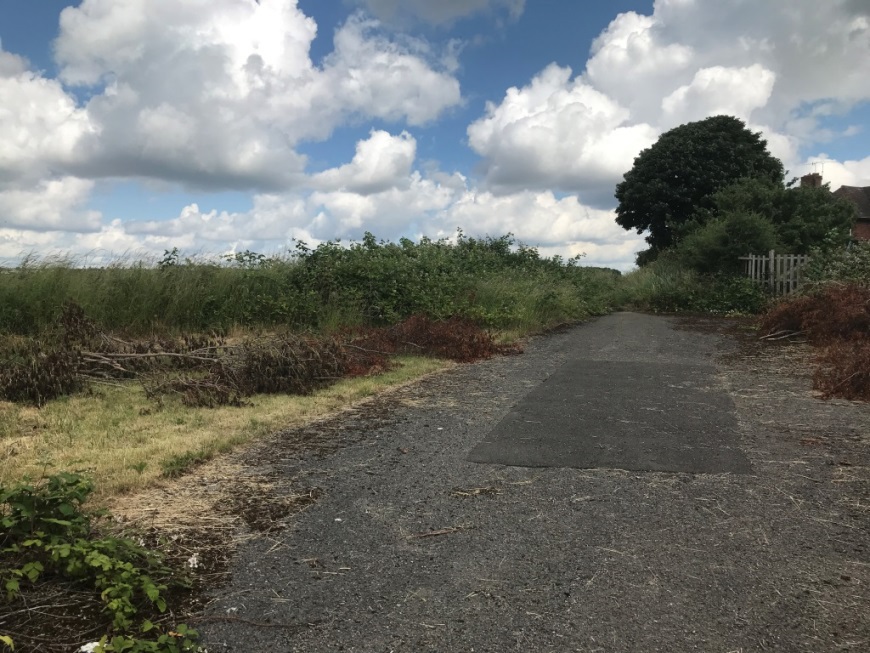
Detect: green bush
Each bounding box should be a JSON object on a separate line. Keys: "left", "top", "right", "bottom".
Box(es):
{"left": 803, "top": 240, "right": 870, "bottom": 285}
{"left": 1, "top": 473, "right": 198, "bottom": 651}
{"left": 0, "top": 233, "right": 616, "bottom": 338}
{"left": 618, "top": 257, "right": 767, "bottom": 314}
{"left": 693, "top": 275, "right": 768, "bottom": 314}
{"left": 676, "top": 211, "right": 779, "bottom": 275}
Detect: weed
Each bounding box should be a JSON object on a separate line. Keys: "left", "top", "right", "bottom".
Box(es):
{"left": 0, "top": 233, "right": 615, "bottom": 336}
{"left": 160, "top": 451, "right": 212, "bottom": 478}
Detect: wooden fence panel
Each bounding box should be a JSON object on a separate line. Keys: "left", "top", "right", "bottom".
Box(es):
{"left": 739, "top": 250, "right": 811, "bottom": 296}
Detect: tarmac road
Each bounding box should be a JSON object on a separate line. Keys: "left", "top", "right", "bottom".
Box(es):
{"left": 199, "top": 312, "right": 870, "bottom": 652}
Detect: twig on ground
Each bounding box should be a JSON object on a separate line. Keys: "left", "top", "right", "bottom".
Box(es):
{"left": 409, "top": 526, "right": 468, "bottom": 539}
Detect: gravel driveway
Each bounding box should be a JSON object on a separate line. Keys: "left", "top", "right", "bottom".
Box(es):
{"left": 199, "top": 312, "right": 870, "bottom": 652}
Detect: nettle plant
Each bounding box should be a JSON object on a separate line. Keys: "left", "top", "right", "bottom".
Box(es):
{"left": 0, "top": 472, "right": 199, "bottom": 652}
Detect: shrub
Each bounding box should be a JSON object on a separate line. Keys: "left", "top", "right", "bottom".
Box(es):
{"left": 0, "top": 342, "right": 83, "bottom": 406}
{"left": 693, "top": 275, "right": 768, "bottom": 314}
{"left": 1, "top": 473, "right": 198, "bottom": 650}
{"left": 803, "top": 240, "right": 870, "bottom": 285}
{"left": 676, "top": 211, "right": 779, "bottom": 275}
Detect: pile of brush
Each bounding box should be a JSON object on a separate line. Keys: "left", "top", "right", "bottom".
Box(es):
{"left": 0, "top": 303, "right": 520, "bottom": 408}
{"left": 759, "top": 283, "right": 870, "bottom": 401}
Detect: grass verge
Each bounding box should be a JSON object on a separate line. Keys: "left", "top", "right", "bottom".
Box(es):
{"left": 0, "top": 356, "right": 450, "bottom": 503}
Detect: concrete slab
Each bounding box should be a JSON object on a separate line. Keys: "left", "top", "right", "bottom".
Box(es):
{"left": 468, "top": 359, "right": 751, "bottom": 474}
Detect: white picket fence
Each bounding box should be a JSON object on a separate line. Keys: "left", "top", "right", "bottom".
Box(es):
{"left": 739, "top": 250, "right": 811, "bottom": 296}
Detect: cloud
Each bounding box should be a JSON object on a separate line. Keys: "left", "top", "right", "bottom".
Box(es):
{"left": 467, "top": 64, "right": 658, "bottom": 201}
{"left": 357, "top": 0, "right": 524, "bottom": 26}
{"left": 0, "top": 52, "right": 94, "bottom": 188}
{"left": 585, "top": 0, "right": 870, "bottom": 126}
{"left": 321, "top": 16, "right": 462, "bottom": 126}
{"left": 801, "top": 154, "right": 870, "bottom": 190}
{"left": 47, "top": 0, "right": 460, "bottom": 190}
{"left": 0, "top": 178, "right": 102, "bottom": 232}
{"left": 1, "top": 125, "right": 642, "bottom": 271}
{"left": 466, "top": 0, "right": 870, "bottom": 202}
{"left": 4, "top": 0, "right": 870, "bottom": 271}
{"left": 661, "top": 64, "right": 776, "bottom": 127}
{"left": 310, "top": 131, "right": 416, "bottom": 194}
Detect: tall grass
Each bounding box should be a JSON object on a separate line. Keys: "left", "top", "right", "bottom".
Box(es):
{"left": 0, "top": 234, "right": 619, "bottom": 337}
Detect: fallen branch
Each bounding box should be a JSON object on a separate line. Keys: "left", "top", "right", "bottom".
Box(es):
{"left": 83, "top": 350, "right": 220, "bottom": 363}
{"left": 760, "top": 329, "right": 804, "bottom": 341}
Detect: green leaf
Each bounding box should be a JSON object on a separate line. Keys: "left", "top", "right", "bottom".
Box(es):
{"left": 41, "top": 518, "right": 72, "bottom": 526}
{"left": 0, "top": 634, "right": 14, "bottom": 650}
{"left": 4, "top": 579, "right": 20, "bottom": 601}
{"left": 22, "top": 562, "right": 43, "bottom": 581}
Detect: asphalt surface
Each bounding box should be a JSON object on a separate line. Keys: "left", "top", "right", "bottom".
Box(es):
{"left": 199, "top": 312, "right": 870, "bottom": 652}
{"left": 468, "top": 356, "right": 749, "bottom": 474}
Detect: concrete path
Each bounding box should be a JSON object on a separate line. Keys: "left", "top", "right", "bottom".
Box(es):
{"left": 469, "top": 314, "right": 749, "bottom": 473}
{"left": 199, "top": 313, "right": 870, "bottom": 653}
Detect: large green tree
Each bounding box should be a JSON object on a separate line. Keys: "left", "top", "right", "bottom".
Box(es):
{"left": 615, "top": 115, "right": 784, "bottom": 263}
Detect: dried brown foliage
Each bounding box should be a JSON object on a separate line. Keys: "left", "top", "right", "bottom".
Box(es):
{"left": 354, "top": 314, "right": 521, "bottom": 363}
{"left": 759, "top": 282, "right": 870, "bottom": 401}
{"left": 1, "top": 306, "right": 517, "bottom": 407}
{"left": 146, "top": 335, "right": 390, "bottom": 407}
{"left": 759, "top": 283, "right": 870, "bottom": 345}
{"left": 0, "top": 342, "right": 83, "bottom": 407}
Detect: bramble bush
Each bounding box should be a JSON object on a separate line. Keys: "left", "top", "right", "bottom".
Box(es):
{"left": 1, "top": 472, "right": 199, "bottom": 652}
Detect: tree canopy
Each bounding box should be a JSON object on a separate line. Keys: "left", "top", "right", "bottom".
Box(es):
{"left": 615, "top": 115, "right": 784, "bottom": 262}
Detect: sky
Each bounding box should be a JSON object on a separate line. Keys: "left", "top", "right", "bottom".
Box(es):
{"left": 0, "top": 0, "right": 869, "bottom": 270}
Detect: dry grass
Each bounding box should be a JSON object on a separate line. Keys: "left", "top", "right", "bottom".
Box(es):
{"left": 0, "top": 356, "right": 449, "bottom": 502}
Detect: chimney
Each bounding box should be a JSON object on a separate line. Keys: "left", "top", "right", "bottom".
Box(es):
{"left": 800, "top": 172, "right": 823, "bottom": 188}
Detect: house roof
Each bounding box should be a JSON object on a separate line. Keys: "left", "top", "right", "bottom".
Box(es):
{"left": 834, "top": 185, "right": 870, "bottom": 221}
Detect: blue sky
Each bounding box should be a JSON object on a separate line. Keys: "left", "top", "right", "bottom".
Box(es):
{"left": 0, "top": 0, "right": 868, "bottom": 269}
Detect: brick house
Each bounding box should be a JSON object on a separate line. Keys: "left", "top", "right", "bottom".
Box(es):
{"left": 832, "top": 184, "right": 870, "bottom": 241}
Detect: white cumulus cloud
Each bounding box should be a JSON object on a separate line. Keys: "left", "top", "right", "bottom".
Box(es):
{"left": 661, "top": 64, "right": 777, "bottom": 127}
{"left": 0, "top": 178, "right": 102, "bottom": 233}
{"left": 0, "top": 53, "right": 94, "bottom": 188}
{"left": 467, "top": 64, "right": 658, "bottom": 199}
{"left": 49, "top": 0, "right": 460, "bottom": 189}
{"left": 310, "top": 131, "right": 417, "bottom": 195}
{"left": 465, "top": 0, "right": 870, "bottom": 207}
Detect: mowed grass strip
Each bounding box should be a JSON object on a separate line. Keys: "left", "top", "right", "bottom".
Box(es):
{"left": 0, "top": 356, "right": 450, "bottom": 502}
